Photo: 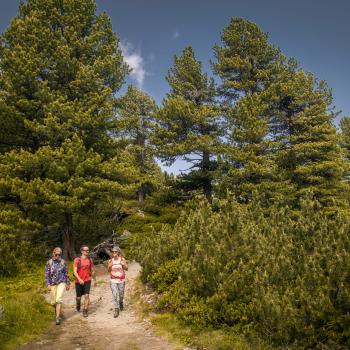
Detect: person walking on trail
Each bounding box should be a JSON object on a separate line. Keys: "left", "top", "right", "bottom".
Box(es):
{"left": 45, "top": 247, "right": 70, "bottom": 325}
{"left": 108, "top": 246, "right": 128, "bottom": 318}
{"left": 73, "top": 245, "right": 97, "bottom": 318}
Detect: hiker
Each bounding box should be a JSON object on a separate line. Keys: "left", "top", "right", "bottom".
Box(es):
{"left": 108, "top": 246, "right": 128, "bottom": 318}
{"left": 73, "top": 245, "right": 97, "bottom": 317}
{"left": 45, "top": 247, "right": 70, "bottom": 325}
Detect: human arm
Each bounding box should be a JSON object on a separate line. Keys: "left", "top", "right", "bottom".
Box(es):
{"left": 91, "top": 259, "right": 97, "bottom": 286}
{"left": 45, "top": 262, "right": 51, "bottom": 289}
{"left": 107, "top": 259, "right": 113, "bottom": 272}
{"left": 121, "top": 257, "right": 128, "bottom": 271}
{"left": 63, "top": 261, "right": 70, "bottom": 290}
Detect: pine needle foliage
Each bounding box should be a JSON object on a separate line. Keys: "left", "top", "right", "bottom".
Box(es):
{"left": 154, "top": 46, "right": 223, "bottom": 201}
{"left": 0, "top": 0, "right": 128, "bottom": 154}
{"left": 266, "top": 70, "right": 348, "bottom": 210}
{"left": 0, "top": 0, "right": 136, "bottom": 262}
{"left": 115, "top": 85, "right": 161, "bottom": 202}
{"left": 339, "top": 116, "right": 350, "bottom": 183}
{"left": 213, "top": 18, "right": 348, "bottom": 210}
{"left": 136, "top": 197, "right": 350, "bottom": 349}
{"left": 212, "top": 17, "right": 284, "bottom": 99}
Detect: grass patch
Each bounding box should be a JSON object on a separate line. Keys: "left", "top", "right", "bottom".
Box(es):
{"left": 151, "top": 313, "right": 275, "bottom": 350}
{"left": 131, "top": 274, "right": 277, "bottom": 350}
{"left": 129, "top": 275, "right": 155, "bottom": 317}
{"left": 0, "top": 292, "right": 52, "bottom": 350}
{"left": 0, "top": 264, "right": 54, "bottom": 350}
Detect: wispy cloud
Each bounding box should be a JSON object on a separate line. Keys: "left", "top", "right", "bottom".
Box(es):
{"left": 173, "top": 30, "right": 179, "bottom": 39}
{"left": 121, "top": 42, "right": 146, "bottom": 87}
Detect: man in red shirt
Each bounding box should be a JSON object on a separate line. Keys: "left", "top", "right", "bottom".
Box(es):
{"left": 73, "top": 245, "right": 97, "bottom": 317}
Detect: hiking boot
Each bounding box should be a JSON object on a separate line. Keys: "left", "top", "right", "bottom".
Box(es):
{"left": 114, "top": 308, "right": 119, "bottom": 318}
{"left": 119, "top": 301, "right": 124, "bottom": 311}
{"left": 55, "top": 318, "right": 61, "bottom": 325}
{"left": 82, "top": 309, "right": 88, "bottom": 318}
{"left": 76, "top": 299, "right": 81, "bottom": 312}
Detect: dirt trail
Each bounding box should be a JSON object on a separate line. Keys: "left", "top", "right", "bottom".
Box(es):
{"left": 20, "top": 262, "right": 176, "bottom": 350}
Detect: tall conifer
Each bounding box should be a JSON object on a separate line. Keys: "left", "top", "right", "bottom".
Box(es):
{"left": 0, "top": 0, "right": 133, "bottom": 258}
{"left": 0, "top": 0, "right": 128, "bottom": 154}
{"left": 340, "top": 116, "right": 350, "bottom": 183}
{"left": 266, "top": 71, "right": 348, "bottom": 208}
{"left": 218, "top": 93, "right": 291, "bottom": 203}
{"left": 115, "top": 85, "right": 160, "bottom": 202}
{"left": 154, "top": 46, "right": 222, "bottom": 200}
{"left": 213, "top": 18, "right": 287, "bottom": 202}
{"left": 214, "top": 17, "right": 347, "bottom": 208}
{"left": 213, "top": 17, "right": 283, "bottom": 101}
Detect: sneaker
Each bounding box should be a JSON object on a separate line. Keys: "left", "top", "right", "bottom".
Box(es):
{"left": 55, "top": 318, "right": 61, "bottom": 325}
{"left": 119, "top": 301, "right": 124, "bottom": 311}
{"left": 114, "top": 308, "right": 119, "bottom": 318}
{"left": 82, "top": 309, "right": 88, "bottom": 318}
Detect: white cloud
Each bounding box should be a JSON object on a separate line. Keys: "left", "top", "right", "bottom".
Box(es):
{"left": 173, "top": 30, "right": 179, "bottom": 39}
{"left": 121, "top": 42, "right": 146, "bottom": 87}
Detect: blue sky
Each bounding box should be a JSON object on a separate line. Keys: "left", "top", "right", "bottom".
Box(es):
{"left": 0, "top": 0, "right": 349, "bottom": 173}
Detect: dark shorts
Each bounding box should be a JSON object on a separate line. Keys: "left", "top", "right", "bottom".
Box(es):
{"left": 75, "top": 280, "right": 91, "bottom": 297}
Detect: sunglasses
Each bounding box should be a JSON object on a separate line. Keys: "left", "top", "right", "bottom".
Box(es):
{"left": 54, "top": 253, "right": 61, "bottom": 257}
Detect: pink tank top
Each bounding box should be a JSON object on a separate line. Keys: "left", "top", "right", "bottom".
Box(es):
{"left": 110, "top": 257, "right": 125, "bottom": 283}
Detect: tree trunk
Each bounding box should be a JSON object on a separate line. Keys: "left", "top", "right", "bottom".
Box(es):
{"left": 137, "top": 129, "right": 147, "bottom": 203}
{"left": 138, "top": 187, "right": 145, "bottom": 203}
{"left": 202, "top": 150, "right": 212, "bottom": 202}
{"left": 62, "top": 212, "right": 75, "bottom": 260}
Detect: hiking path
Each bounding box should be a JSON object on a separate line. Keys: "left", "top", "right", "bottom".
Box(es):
{"left": 19, "top": 262, "right": 178, "bottom": 350}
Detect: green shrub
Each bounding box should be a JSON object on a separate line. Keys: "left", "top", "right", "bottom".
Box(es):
{"left": 134, "top": 197, "right": 350, "bottom": 348}
{"left": 0, "top": 234, "right": 44, "bottom": 277}
{"left": 149, "top": 258, "right": 180, "bottom": 292}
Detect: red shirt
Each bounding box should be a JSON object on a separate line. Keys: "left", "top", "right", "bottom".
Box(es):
{"left": 74, "top": 257, "right": 95, "bottom": 283}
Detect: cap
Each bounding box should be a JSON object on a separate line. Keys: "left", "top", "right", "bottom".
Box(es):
{"left": 111, "top": 246, "right": 121, "bottom": 252}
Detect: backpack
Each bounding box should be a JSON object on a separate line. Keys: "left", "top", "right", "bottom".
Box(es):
{"left": 77, "top": 257, "right": 93, "bottom": 276}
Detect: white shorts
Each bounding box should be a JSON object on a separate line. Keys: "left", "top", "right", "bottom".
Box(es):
{"left": 50, "top": 283, "right": 66, "bottom": 305}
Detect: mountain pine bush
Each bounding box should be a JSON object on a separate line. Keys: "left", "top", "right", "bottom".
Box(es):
{"left": 134, "top": 196, "right": 350, "bottom": 348}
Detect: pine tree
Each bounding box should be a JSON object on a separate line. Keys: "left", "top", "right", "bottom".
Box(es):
{"left": 266, "top": 70, "right": 348, "bottom": 209}
{"left": 340, "top": 116, "right": 350, "bottom": 183}
{"left": 0, "top": 0, "right": 128, "bottom": 154}
{"left": 218, "top": 93, "right": 292, "bottom": 204}
{"left": 0, "top": 0, "right": 132, "bottom": 259}
{"left": 213, "top": 17, "right": 283, "bottom": 101}
{"left": 115, "top": 85, "right": 160, "bottom": 202}
{"left": 213, "top": 17, "right": 346, "bottom": 209}
{"left": 154, "top": 46, "right": 222, "bottom": 200}
{"left": 213, "top": 17, "right": 288, "bottom": 202}
{"left": 0, "top": 135, "right": 139, "bottom": 259}
{"left": 340, "top": 116, "right": 350, "bottom": 161}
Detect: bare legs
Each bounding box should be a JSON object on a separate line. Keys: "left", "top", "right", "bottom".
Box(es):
{"left": 83, "top": 294, "right": 90, "bottom": 310}
{"left": 55, "top": 303, "right": 62, "bottom": 319}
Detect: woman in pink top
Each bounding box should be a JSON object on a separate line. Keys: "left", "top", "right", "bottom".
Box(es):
{"left": 108, "top": 246, "right": 128, "bottom": 318}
